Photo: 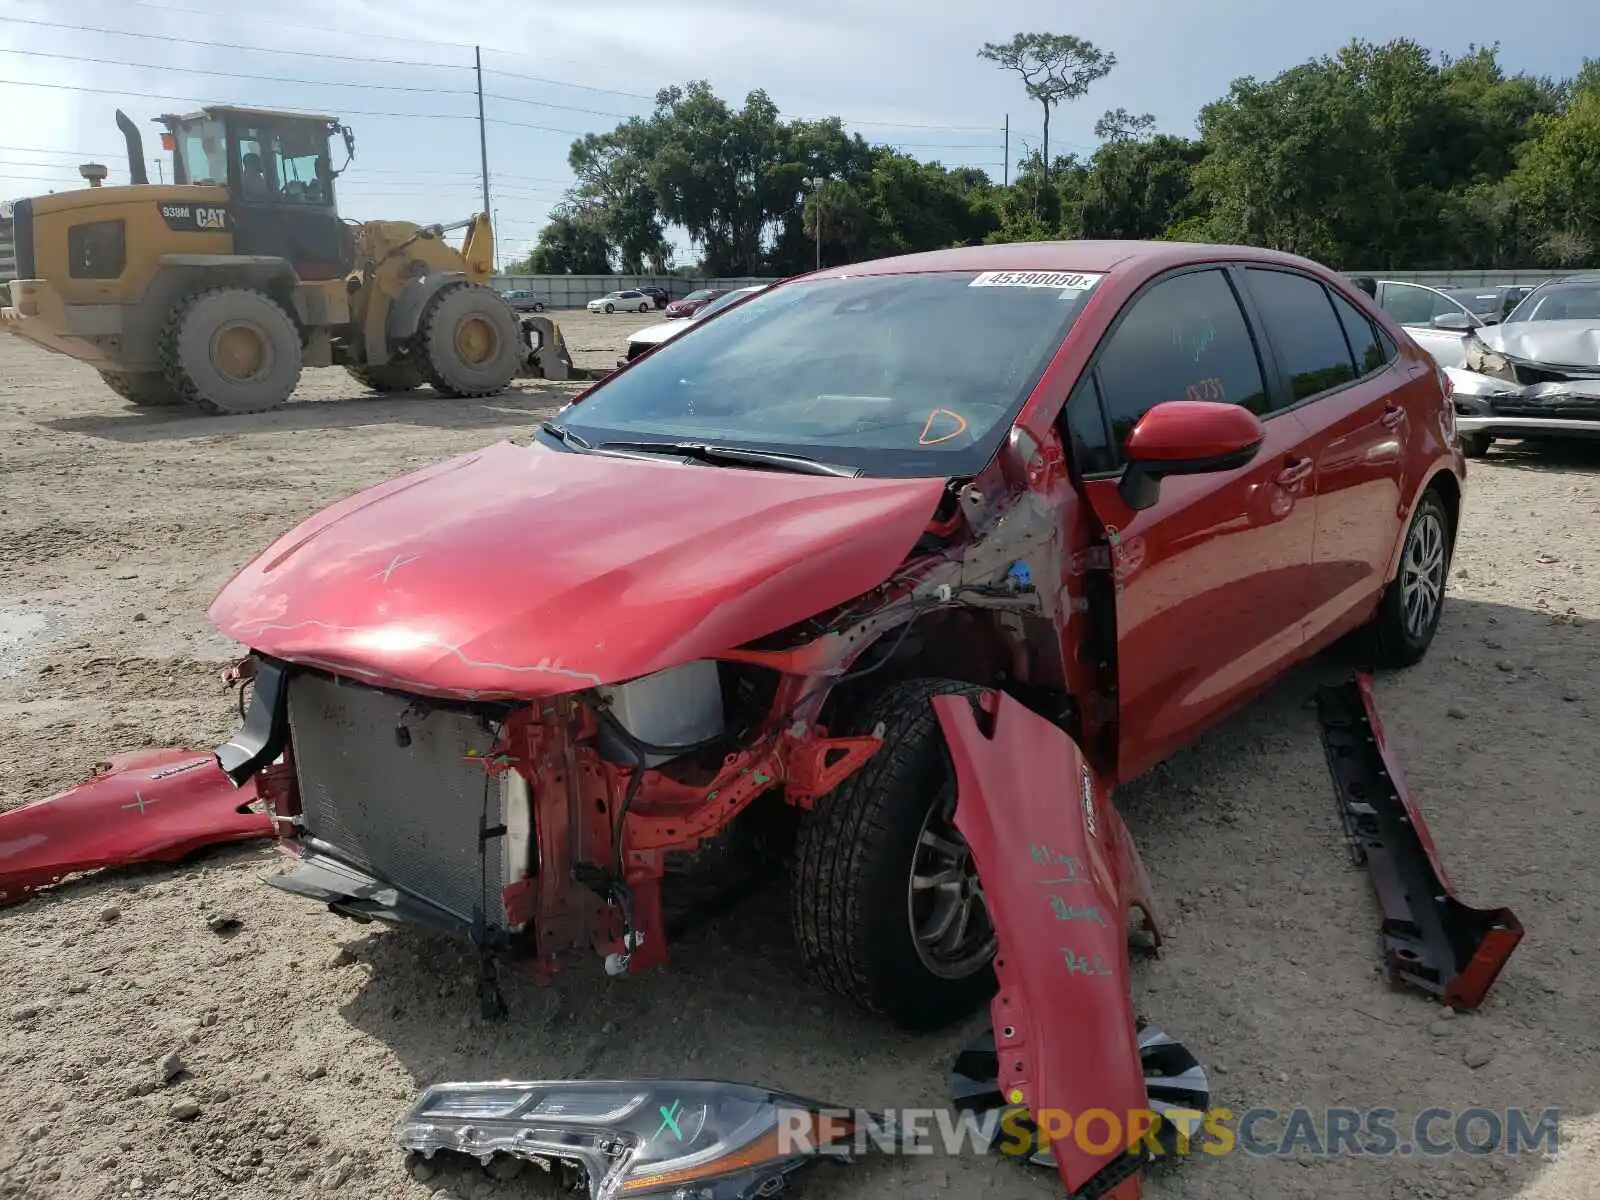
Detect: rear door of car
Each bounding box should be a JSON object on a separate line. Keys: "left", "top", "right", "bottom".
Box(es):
{"left": 1241, "top": 267, "right": 1412, "bottom": 650}
{"left": 1060, "top": 264, "right": 1319, "bottom": 781}
{"left": 1374, "top": 281, "right": 1479, "bottom": 367}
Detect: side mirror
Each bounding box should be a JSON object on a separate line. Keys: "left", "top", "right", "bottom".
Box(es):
{"left": 1431, "top": 311, "right": 1475, "bottom": 332}
{"left": 1118, "top": 401, "right": 1265, "bottom": 511}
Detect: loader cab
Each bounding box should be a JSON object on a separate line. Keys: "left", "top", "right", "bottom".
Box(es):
{"left": 160, "top": 106, "right": 354, "bottom": 281}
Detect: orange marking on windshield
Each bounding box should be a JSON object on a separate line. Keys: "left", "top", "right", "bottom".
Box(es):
{"left": 919, "top": 408, "right": 969, "bottom": 445}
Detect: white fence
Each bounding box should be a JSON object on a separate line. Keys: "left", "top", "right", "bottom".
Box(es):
{"left": 491, "top": 274, "right": 775, "bottom": 309}
{"left": 1342, "top": 268, "right": 1570, "bottom": 287}
{"left": 0, "top": 205, "right": 14, "bottom": 285}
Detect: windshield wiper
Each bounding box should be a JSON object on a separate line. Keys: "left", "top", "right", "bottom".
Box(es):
{"left": 596, "top": 440, "right": 860, "bottom": 477}
{"left": 539, "top": 420, "right": 592, "bottom": 451}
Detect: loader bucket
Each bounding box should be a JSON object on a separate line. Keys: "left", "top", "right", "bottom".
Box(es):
{"left": 518, "top": 314, "right": 575, "bottom": 381}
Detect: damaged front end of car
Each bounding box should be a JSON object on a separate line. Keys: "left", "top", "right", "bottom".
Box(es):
{"left": 1450, "top": 320, "right": 1600, "bottom": 446}
{"left": 206, "top": 427, "right": 1121, "bottom": 1009}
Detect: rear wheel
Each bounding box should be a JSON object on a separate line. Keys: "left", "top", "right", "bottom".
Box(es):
{"left": 791, "top": 678, "right": 996, "bottom": 1030}
{"left": 160, "top": 288, "right": 302, "bottom": 415}
{"left": 99, "top": 369, "right": 183, "bottom": 407}
{"left": 1461, "top": 432, "right": 1493, "bottom": 458}
{"left": 345, "top": 360, "right": 424, "bottom": 393}
{"left": 532, "top": 301, "right": 545, "bottom": 313}
{"left": 414, "top": 283, "right": 522, "bottom": 398}
{"left": 1367, "top": 488, "right": 1453, "bottom": 668}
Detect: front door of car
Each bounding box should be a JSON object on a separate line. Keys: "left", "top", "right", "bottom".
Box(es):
{"left": 1058, "top": 265, "right": 1319, "bottom": 782}
{"left": 1239, "top": 268, "right": 1411, "bottom": 649}
{"left": 1374, "top": 281, "right": 1479, "bottom": 368}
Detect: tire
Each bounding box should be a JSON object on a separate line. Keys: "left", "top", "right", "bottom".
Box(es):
{"left": 791, "top": 678, "right": 997, "bottom": 1030}
{"left": 413, "top": 283, "right": 522, "bottom": 399}
{"left": 1367, "top": 487, "right": 1453, "bottom": 669}
{"left": 99, "top": 369, "right": 183, "bottom": 407}
{"left": 159, "top": 288, "right": 302, "bottom": 415}
{"left": 1461, "top": 432, "right": 1492, "bottom": 458}
{"left": 344, "top": 360, "right": 424, "bottom": 393}
{"left": 604, "top": 302, "right": 615, "bottom": 314}
{"left": 533, "top": 302, "right": 544, "bottom": 313}
{"left": 638, "top": 301, "right": 650, "bottom": 312}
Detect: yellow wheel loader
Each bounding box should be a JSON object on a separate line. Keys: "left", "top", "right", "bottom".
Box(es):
{"left": 0, "top": 106, "right": 580, "bottom": 415}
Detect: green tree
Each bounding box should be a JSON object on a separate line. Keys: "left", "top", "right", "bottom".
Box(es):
{"left": 978, "top": 33, "right": 1116, "bottom": 189}
{"left": 515, "top": 208, "right": 613, "bottom": 274}
{"left": 1505, "top": 84, "right": 1600, "bottom": 267}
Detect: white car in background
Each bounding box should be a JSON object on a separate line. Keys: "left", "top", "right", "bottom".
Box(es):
{"left": 620, "top": 285, "right": 769, "bottom": 364}
{"left": 588, "top": 289, "right": 654, "bottom": 314}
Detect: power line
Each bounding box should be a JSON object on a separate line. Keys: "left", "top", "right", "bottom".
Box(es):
{"left": 0, "top": 77, "right": 476, "bottom": 121}
{"left": 0, "top": 14, "right": 466, "bottom": 72}
{"left": 0, "top": 45, "right": 476, "bottom": 96}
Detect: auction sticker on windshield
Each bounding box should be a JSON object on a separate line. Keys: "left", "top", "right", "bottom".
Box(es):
{"left": 969, "top": 270, "right": 1104, "bottom": 292}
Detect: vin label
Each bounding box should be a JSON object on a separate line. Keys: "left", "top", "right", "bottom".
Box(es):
{"left": 159, "top": 202, "right": 230, "bottom": 232}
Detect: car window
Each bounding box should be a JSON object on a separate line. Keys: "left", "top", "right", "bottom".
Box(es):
{"left": 1243, "top": 268, "right": 1358, "bottom": 401}
{"left": 1327, "top": 290, "right": 1387, "bottom": 376}
{"left": 1063, "top": 372, "right": 1116, "bottom": 475}
{"left": 560, "top": 270, "right": 1101, "bottom": 478}
{"left": 1506, "top": 280, "right": 1600, "bottom": 322}
{"left": 1378, "top": 282, "right": 1463, "bottom": 327}
{"left": 1092, "top": 268, "right": 1270, "bottom": 452}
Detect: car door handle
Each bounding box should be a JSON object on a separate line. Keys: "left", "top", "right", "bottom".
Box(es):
{"left": 1381, "top": 404, "right": 1405, "bottom": 428}
{"left": 1275, "top": 457, "right": 1313, "bottom": 486}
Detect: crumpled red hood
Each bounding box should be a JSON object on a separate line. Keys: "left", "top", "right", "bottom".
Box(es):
{"left": 209, "top": 439, "right": 946, "bottom": 699}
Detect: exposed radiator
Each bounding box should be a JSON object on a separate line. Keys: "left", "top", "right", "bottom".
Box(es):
{"left": 286, "top": 673, "right": 514, "bottom": 929}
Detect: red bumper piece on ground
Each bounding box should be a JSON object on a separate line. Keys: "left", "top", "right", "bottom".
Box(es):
{"left": 1317, "top": 674, "right": 1524, "bottom": 1010}
{"left": 935, "top": 690, "right": 1160, "bottom": 1200}
{"left": 0, "top": 749, "right": 273, "bottom": 906}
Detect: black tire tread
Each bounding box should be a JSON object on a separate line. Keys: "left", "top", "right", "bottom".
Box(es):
{"left": 157, "top": 287, "right": 299, "bottom": 416}
{"left": 345, "top": 360, "right": 424, "bottom": 393}
{"left": 99, "top": 369, "right": 182, "bottom": 407}
{"left": 791, "top": 677, "right": 989, "bottom": 1021}
{"left": 1368, "top": 487, "right": 1453, "bottom": 669}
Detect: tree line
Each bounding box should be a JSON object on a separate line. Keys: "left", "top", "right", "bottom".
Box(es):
{"left": 510, "top": 37, "right": 1600, "bottom": 277}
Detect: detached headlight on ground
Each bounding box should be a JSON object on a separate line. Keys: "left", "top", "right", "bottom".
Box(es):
{"left": 397, "top": 1079, "right": 862, "bottom": 1200}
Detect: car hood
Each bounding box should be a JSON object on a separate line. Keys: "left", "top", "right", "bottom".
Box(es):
{"left": 208, "top": 440, "right": 946, "bottom": 700}
{"left": 627, "top": 320, "right": 693, "bottom": 347}
{"left": 1476, "top": 319, "right": 1600, "bottom": 368}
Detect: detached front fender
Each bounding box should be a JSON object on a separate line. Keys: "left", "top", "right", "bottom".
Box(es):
{"left": 934, "top": 690, "right": 1162, "bottom": 1199}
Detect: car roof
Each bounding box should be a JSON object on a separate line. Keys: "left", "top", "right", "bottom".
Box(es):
{"left": 811, "top": 239, "right": 1336, "bottom": 280}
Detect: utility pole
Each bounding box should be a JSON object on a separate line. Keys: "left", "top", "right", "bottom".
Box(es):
{"left": 1003, "top": 116, "right": 1009, "bottom": 186}
{"left": 154, "top": 159, "right": 164, "bottom": 185}
{"left": 809, "top": 175, "right": 823, "bottom": 271}
{"left": 474, "top": 45, "right": 491, "bottom": 218}
{"left": 492, "top": 208, "right": 501, "bottom": 273}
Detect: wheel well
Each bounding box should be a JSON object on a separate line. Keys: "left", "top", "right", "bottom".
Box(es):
{"left": 1426, "top": 470, "right": 1461, "bottom": 546}
{"left": 820, "top": 606, "right": 1070, "bottom": 730}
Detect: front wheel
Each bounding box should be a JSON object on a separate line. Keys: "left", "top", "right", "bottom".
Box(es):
{"left": 414, "top": 283, "right": 522, "bottom": 398}
{"left": 1461, "top": 432, "right": 1493, "bottom": 458}
{"left": 533, "top": 302, "right": 545, "bottom": 313}
{"left": 604, "top": 302, "right": 615, "bottom": 314}
{"left": 1366, "top": 487, "right": 1453, "bottom": 668}
{"left": 638, "top": 301, "right": 650, "bottom": 312}
{"left": 791, "top": 678, "right": 996, "bottom": 1031}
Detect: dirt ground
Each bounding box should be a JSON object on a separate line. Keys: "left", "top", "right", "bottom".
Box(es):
{"left": 1, "top": 309, "right": 1598, "bottom": 1200}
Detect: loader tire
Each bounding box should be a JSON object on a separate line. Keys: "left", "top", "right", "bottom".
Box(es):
{"left": 99, "top": 369, "right": 183, "bottom": 407}
{"left": 345, "top": 360, "right": 424, "bottom": 393}
{"left": 791, "top": 678, "right": 997, "bottom": 1031}
{"left": 414, "top": 283, "right": 522, "bottom": 398}
{"left": 159, "top": 287, "right": 302, "bottom": 415}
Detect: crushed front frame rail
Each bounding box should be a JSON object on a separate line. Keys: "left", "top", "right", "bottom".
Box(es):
{"left": 1315, "top": 674, "right": 1523, "bottom": 1010}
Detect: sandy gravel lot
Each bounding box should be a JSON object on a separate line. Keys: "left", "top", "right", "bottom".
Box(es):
{"left": 1, "top": 310, "right": 1598, "bottom": 1200}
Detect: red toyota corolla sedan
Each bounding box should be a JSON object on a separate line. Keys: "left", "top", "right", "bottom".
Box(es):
{"left": 210, "top": 240, "right": 1464, "bottom": 1043}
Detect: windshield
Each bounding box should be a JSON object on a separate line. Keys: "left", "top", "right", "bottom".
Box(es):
{"left": 1506, "top": 281, "right": 1600, "bottom": 323}
{"left": 682, "top": 289, "right": 718, "bottom": 302}
{"left": 1444, "top": 289, "right": 1504, "bottom": 318}
{"left": 558, "top": 269, "right": 1101, "bottom": 478}
{"left": 692, "top": 287, "right": 763, "bottom": 320}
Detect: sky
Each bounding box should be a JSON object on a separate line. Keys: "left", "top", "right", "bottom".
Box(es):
{"left": 2, "top": 0, "right": 1597, "bottom": 268}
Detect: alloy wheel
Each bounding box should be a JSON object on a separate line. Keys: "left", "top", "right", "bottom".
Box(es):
{"left": 1400, "top": 509, "right": 1446, "bottom": 639}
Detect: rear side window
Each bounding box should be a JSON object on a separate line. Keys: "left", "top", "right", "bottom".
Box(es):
{"left": 1093, "top": 268, "right": 1270, "bottom": 451}
{"left": 1328, "top": 290, "right": 1388, "bottom": 376}
{"left": 1243, "top": 268, "right": 1356, "bottom": 401}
